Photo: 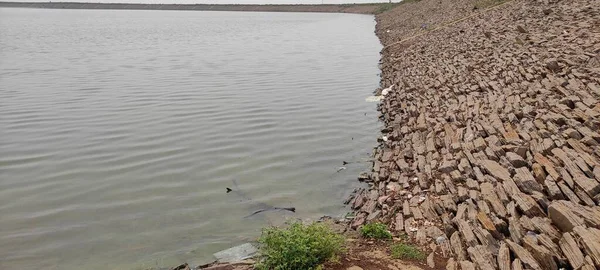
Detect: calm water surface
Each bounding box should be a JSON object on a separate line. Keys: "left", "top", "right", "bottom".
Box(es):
{"left": 0, "top": 8, "right": 381, "bottom": 270}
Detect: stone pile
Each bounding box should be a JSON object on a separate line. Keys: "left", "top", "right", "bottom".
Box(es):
{"left": 348, "top": 0, "right": 600, "bottom": 268}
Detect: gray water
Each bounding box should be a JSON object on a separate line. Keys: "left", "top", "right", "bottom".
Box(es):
{"left": 0, "top": 8, "right": 381, "bottom": 270}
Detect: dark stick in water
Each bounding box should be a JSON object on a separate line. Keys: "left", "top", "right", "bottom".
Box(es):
{"left": 226, "top": 179, "right": 295, "bottom": 218}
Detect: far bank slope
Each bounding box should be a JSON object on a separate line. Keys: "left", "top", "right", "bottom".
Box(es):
{"left": 349, "top": 0, "right": 600, "bottom": 269}
{"left": 0, "top": 1, "right": 391, "bottom": 14}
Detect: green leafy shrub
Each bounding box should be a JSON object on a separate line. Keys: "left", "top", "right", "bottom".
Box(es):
{"left": 255, "top": 222, "right": 345, "bottom": 270}
{"left": 391, "top": 243, "right": 426, "bottom": 261}
{"left": 360, "top": 223, "right": 392, "bottom": 239}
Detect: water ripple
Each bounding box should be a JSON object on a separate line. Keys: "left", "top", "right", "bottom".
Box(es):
{"left": 0, "top": 8, "right": 381, "bottom": 270}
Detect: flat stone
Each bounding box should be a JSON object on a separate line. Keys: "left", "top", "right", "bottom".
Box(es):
{"left": 459, "top": 260, "right": 475, "bottom": 270}
{"left": 467, "top": 245, "right": 496, "bottom": 270}
{"left": 507, "top": 152, "right": 527, "bottom": 168}
{"left": 559, "top": 232, "right": 585, "bottom": 269}
{"left": 481, "top": 159, "right": 512, "bottom": 182}
{"left": 213, "top": 243, "right": 258, "bottom": 263}
{"left": 446, "top": 258, "right": 457, "bottom": 270}
{"left": 498, "top": 242, "right": 511, "bottom": 270}
{"left": 531, "top": 163, "right": 546, "bottom": 183}
{"left": 511, "top": 191, "right": 544, "bottom": 217}
{"left": 457, "top": 220, "right": 478, "bottom": 247}
{"left": 451, "top": 231, "right": 467, "bottom": 261}
{"left": 522, "top": 235, "right": 558, "bottom": 270}
{"left": 512, "top": 259, "right": 523, "bottom": 270}
{"left": 395, "top": 213, "right": 404, "bottom": 231}
{"left": 505, "top": 240, "right": 542, "bottom": 270}
{"left": 427, "top": 252, "right": 435, "bottom": 268}
{"left": 547, "top": 200, "right": 585, "bottom": 232}
{"left": 573, "top": 226, "right": 600, "bottom": 266}
{"left": 439, "top": 159, "right": 458, "bottom": 173}
{"left": 533, "top": 153, "right": 560, "bottom": 179}
{"left": 514, "top": 167, "right": 543, "bottom": 194}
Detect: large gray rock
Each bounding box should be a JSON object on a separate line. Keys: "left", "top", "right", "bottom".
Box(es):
{"left": 213, "top": 243, "right": 258, "bottom": 263}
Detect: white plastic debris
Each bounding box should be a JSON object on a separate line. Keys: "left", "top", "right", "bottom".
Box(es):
{"left": 382, "top": 136, "right": 389, "bottom": 142}
{"left": 365, "top": 95, "right": 384, "bottom": 102}
{"left": 436, "top": 236, "right": 447, "bottom": 244}
{"left": 381, "top": 85, "right": 393, "bottom": 96}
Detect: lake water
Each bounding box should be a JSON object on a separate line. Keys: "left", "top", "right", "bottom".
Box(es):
{"left": 0, "top": 8, "right": 381, "bottom": 270}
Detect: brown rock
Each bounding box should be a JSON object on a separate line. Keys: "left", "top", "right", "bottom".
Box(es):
{"left": 395, "top": 213, "right": 404, "bottom": 232}
{"left": 544, "top": 178, "right": 564, "bottom": 200}
{"left": 451, "top": 231, "right": 467, "bottom": 261}
{"left": 559, "top": 232, "right": 585, "bottom": 269}
{"left": 505, "top": 240, "right": 543, "bottom": 270}
{"left": 511, "top": 191, "right": 545, "bottom": 217}
{"left": 480, "top": 183, "right": 508, "bottom": 218}
{"left": 507, "top": 152, "right": 527, "bottom": 168}
{"left": 514, "top": 167, "right": 543, "bottom": 194}
{"left": 573, "top": 226, "right": 600, "bottom": 266}
{"left": 497, "top": 242, "right": 511, "bottom": 270}
{"left": 439, "top": 159, "right": 458, "bottom": 173}
{"left": 547, "top": 201, "right": 585, "bottom": 232}
{"left": 530, "top": 217, "right": 561, "bottom": 241}
{"left": 477, "top": 211, "right": 502, "bottom": 239}
{"left": 467, "top": 245, "right": 496, "bottom": 270}
{"left": 574, "top": 175, "right": 600, "bottom": 197}
{"left": 457, "top": 220, "right": 478, "bottom": 247}
{"left": 459, "top": 260, "right": 475, "bottom": 270}
{"left": 522, "top": 235, "right": 558, "bottom": 270}
{"left": 558, "top": 181, "right": 582, "bottom": 204}
{"left": 532, "top": 163, "right": 546, "bottom": 183}
{"left": 536, "top": 234, "right": 561, "bottom": 259}
{"left": 512, "top": 259, "right": 523, "bottom": 270}
{"left": 546, "top": 59, "right": 561, "bottom": 72}
{"left": 564, "top": 128, "right": 583, "bottom": 139}
{"left": 481, "top": 159, "right": 512, "bottom": 182}
{"left": 534, "top": 153, "right": 560, "bottom": 179}
{"left": 446, "top": 258, "right": 457, "bottom": 270}
{"left": 351, "top": 213, "right": 366, "bottom": 229}
{"left": 427, "top": 252, "right": 435, "bottom": 268}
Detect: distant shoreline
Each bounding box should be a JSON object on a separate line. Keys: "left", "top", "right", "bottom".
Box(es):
{"left": 0, "top": 1, "right": 388, "bottom": 14}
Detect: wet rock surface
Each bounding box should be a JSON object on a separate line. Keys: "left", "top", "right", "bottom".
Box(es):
{"left": 349, "top": 0, "right": 600, "bottom": 268}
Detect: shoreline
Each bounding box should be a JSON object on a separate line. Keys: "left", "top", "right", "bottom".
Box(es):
{"left": 0, "top": 1, "right": 391, "bottom": 14}
{"left": 6, "top": 0, "right": 598, "bottom": 268}
{"left": 348, "top": 0, "right": 600, "bottom": 268}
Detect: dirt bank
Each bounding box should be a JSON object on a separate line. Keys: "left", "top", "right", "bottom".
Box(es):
{"left": 349, "top": 0, "right": 600, "bottom": 268}
{"left": 0, "top": 1, "right": 387, "bottom": 14}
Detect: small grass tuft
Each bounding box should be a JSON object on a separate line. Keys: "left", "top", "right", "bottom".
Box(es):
{"left": 390, "top": 243, "right": 426, "bottom": 261}
{"left": 255, "top": 222, "right": 345, "bottom": 270}
{"left": 360, "top": 222, "right": 392, "bottom": 239}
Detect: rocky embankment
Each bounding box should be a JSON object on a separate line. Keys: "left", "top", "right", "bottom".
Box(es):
{"left": 0, "top": 1, "right": 383, "bottom": 14}
{"left": 349, "top": 0, "right": 600, "bottom": 269}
